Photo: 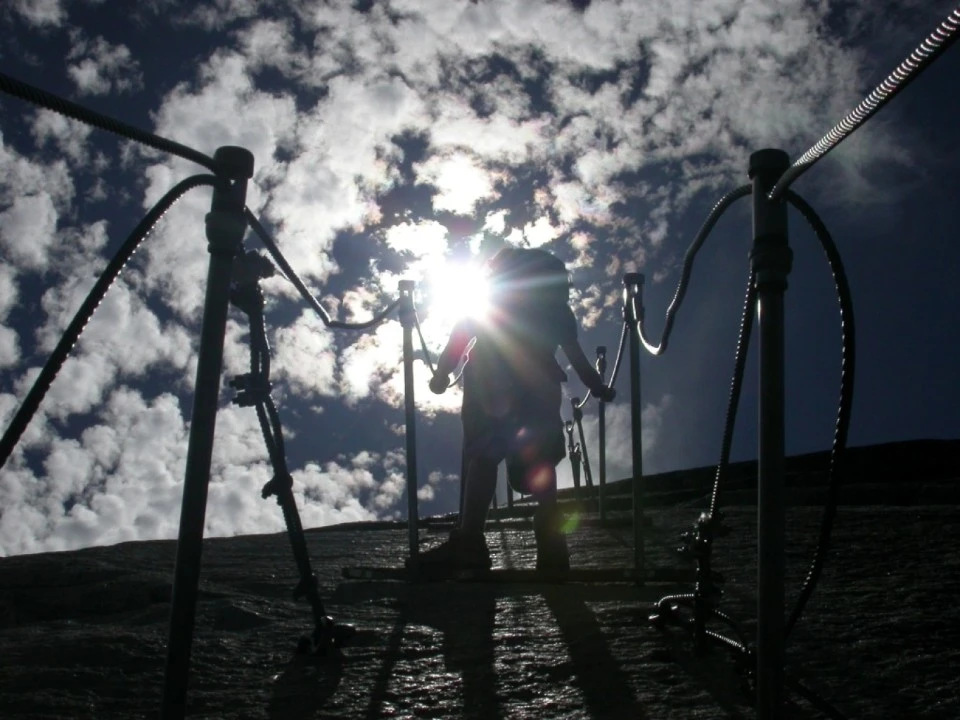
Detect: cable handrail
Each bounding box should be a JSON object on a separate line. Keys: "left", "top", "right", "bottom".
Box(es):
{"left": 769, "top": 5, "right": 960, "bottom": 200}
{"left": 0, "top": 174, "right": 220, "bottom": 471}
{"left": 244, "top": 209, "right": 400, "bottom": 331}
{"left": 638, "top": 185, "right": 752, "bottom": 356}
{"left": 413, "top": 311, "right": 438, "bottom": 376}
{"left": 607, "top": 321, "right": 629, "bottom": 388}
{"left": 0, "top": 71, "right": 217, "bottom": 173}
{"left": 783, "top": 189, "right": 856, "bottom": 638}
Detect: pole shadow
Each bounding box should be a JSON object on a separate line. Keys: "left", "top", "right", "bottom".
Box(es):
{"left": 363, "top": 614, "right": 407, "bottom": 720}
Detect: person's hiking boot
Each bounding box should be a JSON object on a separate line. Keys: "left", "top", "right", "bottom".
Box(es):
{"left": 533, "top": 504, "right": 570, "bottom": 573}
{"left": 409, "top": 528, "right": 491, "bottom": 577}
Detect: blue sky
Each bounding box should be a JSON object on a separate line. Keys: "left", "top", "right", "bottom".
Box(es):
{"left": 0, "top": 0, "right": 957, "bottom": 556}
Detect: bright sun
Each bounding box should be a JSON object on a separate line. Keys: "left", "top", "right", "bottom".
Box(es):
{"left": 427, "top": 259, "right": 490, "bottom": 324}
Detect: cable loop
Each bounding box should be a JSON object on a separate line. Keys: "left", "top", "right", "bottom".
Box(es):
{"left": 244, "top": 209, "right": 400, "bottom": 331}
{"left": 770, "top": 7, "right": 960, "bottom": 200}
{"left": 0, "top": 71, "right": 217, "bottom": 172}
{"left": 0, "top": 174, "right": 220, "bottom": 470}
{"left": 783, "top": 190, "right": 856, "bottom": 637}
{"left": 639, "top": 185, "right": 751, "bottom": 356}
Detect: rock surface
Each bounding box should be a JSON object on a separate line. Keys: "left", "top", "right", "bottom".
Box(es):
{"left": 2, "top": 496, "right": 959, "bottom": 719}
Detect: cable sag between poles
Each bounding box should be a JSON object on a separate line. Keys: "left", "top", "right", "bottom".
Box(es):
{"left": 244, "top": 209, "right": 400, "bottom": 331}
{"left": 638, "top": 185, "right": 751, "bottom": 356}
{"left": 0, "top": 71, "right": 217, "bottom": 172}
{"left": 0, "top": 174, "right": 220, "bottom": 471}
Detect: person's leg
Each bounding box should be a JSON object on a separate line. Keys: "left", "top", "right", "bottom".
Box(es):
{"left": 459, "top": 455, "right": 500, "bottom": 535}
{"left": 524, "top": 435, "right": 569, "bottom": 572}
{"left": 416, "top": 451, "right": 498, "bottom": 574}
{"left": 532, "top": 483, "right": 569, "bottom": 572}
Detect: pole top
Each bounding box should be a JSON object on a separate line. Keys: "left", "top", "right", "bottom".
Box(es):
{"left": 748, "top": 149, "right": 789, "bottom": 180}
{"left": 213, "top": 146, "right": 255, "bottom": 179}
{"left": 398, "top": 279, "right": 416, "bottom": 293}
{"left": 623, "top": 272, "right": 644, "bottom": 288}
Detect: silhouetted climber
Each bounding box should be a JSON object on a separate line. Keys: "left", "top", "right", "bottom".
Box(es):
{"left": 423, "top": 247, "right": 614, "bottom": 574}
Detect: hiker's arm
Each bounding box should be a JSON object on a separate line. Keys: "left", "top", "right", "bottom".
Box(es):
{"left": 430, "top": 322, "right": 472, "bottom": 394}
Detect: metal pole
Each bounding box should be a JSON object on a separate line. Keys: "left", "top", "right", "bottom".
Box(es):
{"left": 573, "top": 403, "right": 594, "bottom": 489}
{"left": 623, "top": 273, "right": 645, "bottom": 582}
{"left": 162, "top": 146, "right": 253, "bottom": 719}
{"left": 398, "top": 280, "right": 420, "bottom": 577}
{"left": 749, "top": 149, "right": 792, "bottom": 720}
{"left": 596, "top": 346, "right": 608, "bottom": 524}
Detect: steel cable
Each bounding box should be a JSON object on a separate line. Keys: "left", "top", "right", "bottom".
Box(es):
{"left": 770, "top": 6, "right": 960, "bottom": 200}
{"left": 250, "top": 302, "right": 285, "bottom": 471}
{"left": 638, "top": 185, "right": 751, "bottom": 355}
{"left": 607, "top": 321, "right": 629, "bottom": 387}
{"left": 654, "top": 192, "right": 853, "bottom": 720}
{"left": 244, "top": 209, "right": 400, "bottom": 330}
{"left": 413, "top": 312, "right": 437, "bottom": 376}
{"left": 708, "top": 272, "right": 757, "bottom": 521}
{"left": 693, "top": 190, "right": 854, "bottom": 643}
{"left": 414, "top": 316, "right": 475, "bottom": 389}
{"left": 0, "top": 71, "right": 217, "bottom": 173}
{"left": 783, "top": 190, "right": 856, "bottom": 638}
{"left": 0, "top": 174, "right": 220, "bottom": 470}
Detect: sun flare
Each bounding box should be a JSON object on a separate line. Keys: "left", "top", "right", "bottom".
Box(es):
{"left": 426, "top": 259, "right": 491, "bottom": 325}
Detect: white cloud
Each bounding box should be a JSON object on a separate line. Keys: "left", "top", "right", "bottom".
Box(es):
{"left": 13, "top": 0, "right": 65, "bottom": 27}
{"left": 558, "top": 392, "right": 673, "bottom": 489}
{"left": 0, "top": 325, "right": 19, "bottom": 368}
{"left": 429, "top": 97, "right": 548, "bottom": 164}
{"left": 384, "top": 219, "right": 448, "bottom": 257}
{"left": 261, "top": 75, "right": 428, "bottom": 282}
{"left": 31, "top": 110, "right": 94, "bottom": 164}
{"left": 483, "top": 210, "right": 507, "bottom": 235}
{"left": 151, "top": 51, "right": 297, "bottom": 169}
{"left": 415, "top": 153, "right": 499, "bottom": 215}
{"left": 140, "top": 50, "right": 299, "bottom": 318}
{"left": 179, "top": 0, "right": 263, "bottom": 30}
{"left": 0, "top": 259, "right": 19, "bottom": 319}
{"left": 338, "top": 323, "right": 401, "bottom": 405}
{"left": 0, "top": 193, "right": 58, "bottom": 270}
{"left": 66, "top": 33, "right": 144, "bottom": 96}
{"left": 235, "top": 17, "right": 294, "bottom": 64}
{"left": 522, "top": 215, "right": 564, "bottom": 248}
{"left": 37, "top": 272, "right": 192, "bottom": 378}
{"left": 0, "top": 389, "right": 189, "bottom": 555}
{"left": 271, "top": 310, "right": 338, "bottom": 399}
{"left": 0, "top": 133, "right": 74, "bottom": 271}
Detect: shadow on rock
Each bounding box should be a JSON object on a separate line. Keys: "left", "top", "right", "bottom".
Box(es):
{"left": 267, "top": 652, "right": 343, "bottom": 720}
{"left": 359, "top": 584, "right": 503, "bottom": 720}
{"left": 542, "top": 586, "right": 649, "bottom": 718}
{"left": 430, "top": 588, "right": 501, "bottom": 720}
